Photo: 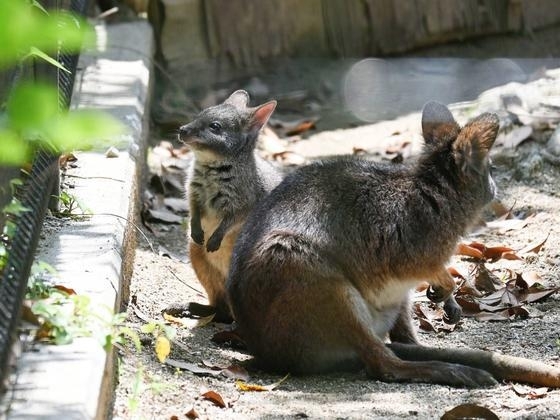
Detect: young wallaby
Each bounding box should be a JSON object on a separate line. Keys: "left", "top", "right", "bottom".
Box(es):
{"left": 174, "top": 90, "right": 282, "bottom": 322}
{"left": 227, "top": 102, "right": 560, "bottom": 388}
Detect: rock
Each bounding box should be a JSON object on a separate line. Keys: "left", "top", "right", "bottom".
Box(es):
{"left": 546, "top": 126, "right": 560, "bottom": 156}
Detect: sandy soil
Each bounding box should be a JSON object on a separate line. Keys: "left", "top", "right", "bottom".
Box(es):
{"left": 112, "top": 29, "right": 560, "bottom": 420}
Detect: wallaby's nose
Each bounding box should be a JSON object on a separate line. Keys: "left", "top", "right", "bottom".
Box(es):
{"left": 178, "top": 124, "right": 192, "bottom": 142}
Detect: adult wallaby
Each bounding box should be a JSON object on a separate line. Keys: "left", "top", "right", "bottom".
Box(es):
{"left": 172, "top": 90, "right": 282, "bottom": 322}
{"left": 226, "top": 101, "right": 560, "bottom": 387}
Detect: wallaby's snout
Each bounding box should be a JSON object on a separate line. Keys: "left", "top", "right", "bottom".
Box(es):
{"left": 178, "top": 123, "right": 194, "bottom": 143}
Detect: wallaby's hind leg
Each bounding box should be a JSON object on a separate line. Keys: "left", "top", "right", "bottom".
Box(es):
{"left": 338, "top": 286, "right": 496, "bottom": 387}
{"left": 189, "top": 242, "right": 232, "bottom": 323}
{"left": 388, "top": 342, "right": 560, "bottom": 388}
{"left": 389, "top": 298, "right": 419, "bottom": 345}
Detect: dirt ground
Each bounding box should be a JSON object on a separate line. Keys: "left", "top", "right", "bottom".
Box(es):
{"left": 112, "top": 27, "right": 560, "bottom": 420}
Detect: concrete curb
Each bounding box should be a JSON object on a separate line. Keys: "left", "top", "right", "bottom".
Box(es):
{"left": 3, "top": 20, "right": 153, "bottom": 419}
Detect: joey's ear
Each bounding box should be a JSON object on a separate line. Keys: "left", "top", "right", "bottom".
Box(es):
{"left": 249, "top": 100, "right": 276, "bottom": 133}
{"left": 421, "top": 101, "right": 460, "bottom": 145}
{"left": 453, "top": 112, "right": 499, "bottom": 173}
{"left": 224, "top": 90, "right": 250, "bottom": 109}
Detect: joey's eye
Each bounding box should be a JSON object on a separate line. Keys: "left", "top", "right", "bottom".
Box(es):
{"left": 209, "top": 122, "right": 222, "bottom": 133}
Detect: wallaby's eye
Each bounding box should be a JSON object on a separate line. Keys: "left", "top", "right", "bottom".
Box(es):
{"left": 209, "top": 122, "right": 222, "bottom": 133}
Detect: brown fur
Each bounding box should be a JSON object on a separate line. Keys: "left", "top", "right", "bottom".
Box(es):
{"left": 226, "top": 102, "right": 560, "bottom": 388}
{"left": 174, "top": 90, "right": 281, "bottom": 322}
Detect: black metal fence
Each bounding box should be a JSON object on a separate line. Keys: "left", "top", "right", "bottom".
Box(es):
{"left": 0, "top": 0, "right": 89, "bottom": 385}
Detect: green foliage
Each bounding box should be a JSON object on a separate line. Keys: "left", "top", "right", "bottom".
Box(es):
{"left": 0, "top": 0, "right": 94, "bottom": 68}
{"left": 26, "top": 262, "right": 140, "bottom": 350}
{"left": 56, "top": 190, "right": 92, "bottom": 217}
{"left": 1, "top": 82, "right": 125, "bottom": 165}
{"left": 0, "top": 0, "right": 125, "bottom": 166}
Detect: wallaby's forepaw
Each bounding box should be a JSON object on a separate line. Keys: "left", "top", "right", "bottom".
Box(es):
{"left": 206, "top": 233, "right": 223, "bottom": 252}
{"left": 426, "top": 285, "right": 451, "bottom": 303}
{"left": 191, "top": 228, "right": 204, "bottom": 246}
{"left": 443, "top": 295, "right": 462, "bottom": 324}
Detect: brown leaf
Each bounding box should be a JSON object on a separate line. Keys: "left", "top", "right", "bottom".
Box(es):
{"left": 162, "top": 312, "right": 215, "bottom": 328}
{"left": 455, "top": 243, "right": 484, "bottom": 259}
{"left": 165, "top": 359, "right": 221, "bottom": 376}
{"left": 211, "top": 330, "right": 246, "bottom": 349}
{"left": 455, "top": 295, "right": 482, "bottom": 316}
{"left": 352, "top": 146, "right": 367, "bottom": 155}
{"left": 519, "top": 232, "right": 550, "bottom": 255}
{"left": 441, "top": 403, "right": 499, "bottom": 420}
{"left": 59, "top": 153, "right": 78, "bottom": 169}
{"left": 52, "top": 284, "right": 77, "bottom": 295}
{"left": 21, "top": 301, "right": 41, "bottom": 325}
{"left": 236, "top": 374, "right": 289, "bottom": 392}
{"left": 525, "top": 287, "right": 559, "bottom": 303}
{"left": 472, "top": 264, "right": 501, "bottom": 293}
{"left": 185, "top": 407, "right": 200, "bottom": 419}
{"left": 272, "top": 151, "right": 307, "bottom": 166}
{"left": 447, "top": 267, "right": 465, "bottom": 280}
{"left": 385, "top": 141, "right": 410, "bottom": 154}
{"left": 489, "top": 200, "right": 511, "bottom": 218}
{"left": 202, "top": 359, "right": 229, "bottom": 370}
{"left": 201, "top": 390, "right": 226, "bottom": 408}
{"left": 485, "top": 216, "right": 532, "bottom": 233}
{"left": 145, "top": 208, "right": 184, "bottom": 224}
{"left": 222, "top": 365, "right": 250, "bottom": 381}
{"left": 520, "top": 271, "right": 543, "bottom": 288}
{"left": 286, "top": 120, "right": 316, "bottom": 136}
{"left": 474, "top": 307, "right": 529, "bottom": 321}
{"left": 478, "top": 286, "right": 522, "bottom": 308}
{"left": 511, "top": 383, "right": 549, "bottom": 399}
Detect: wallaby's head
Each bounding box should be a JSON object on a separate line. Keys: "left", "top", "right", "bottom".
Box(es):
{"left": 179, "top": 90, "right": 276, "bottom": 162}
{"left": 421, "top": 101, "right": 499, "bottom": 206}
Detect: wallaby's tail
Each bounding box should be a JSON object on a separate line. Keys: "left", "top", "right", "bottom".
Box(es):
{"left": 388, "top": 343, "right": 560, "bottom": 388}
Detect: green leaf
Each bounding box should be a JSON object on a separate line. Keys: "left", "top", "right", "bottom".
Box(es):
{"left": 7, "top": 83, "right": 59, "bottom": 132}
{"left": 30, "top": 0, "right": 49, "bottom": 15}
{"left": 3, "top": 200, "right": 30, "bottom": 216}
{"left": 0, "top": 129, "right": 31, "bottom": 165}
{"left": 46, "top": 111, "right": 126, "bottom": 151}
{"left": 0, "top": 2, "right": 94, "bottom": 69}
{"left": 140, "top": 323, "right": 157, "bottom": 335}
{"left": 28, "top": 47, "right": 70, "bottom": 73}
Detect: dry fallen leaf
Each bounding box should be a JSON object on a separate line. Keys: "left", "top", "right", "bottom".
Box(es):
{"left": 441, "top": 403, "right": 499, "bottom": 420}
{"left": 201, "top": 390, "right": 226, "bottom": 408}
{"left": 222, "top": 365, "right": 250, "bottom": 381}
{"left": 53, "top": 284, "right": 77, "bottom": 295}
{"left": 236, "top": 374, "right": 290, "bottom": 392}
{"left": 162, "top": 312, "right": 215, "bottom": 328}
{"left": 211, "top": 330, "right": 246, "bottom": 349}
{"left": 155, "top": 335, "right": 171, "bottom": 363}
{"left": 185, "top": 407, "right": 200, "bottom": 419}
{"left": 455, "top": 243, "right": 484, "bottom": 259}
{"left": 272, "top": 151, "right": 307, "bottom": 166}
{"left": 511, "top": 383, "right": 549, "bottom": 399}
{"left": 519, "top": 232, "right": 550, "bottom": 255}
{"left": 286, "top": 120, "right": 316, "bottom": 136}
{"left": 165, "top": 359, "right": 221, "bottom": 376}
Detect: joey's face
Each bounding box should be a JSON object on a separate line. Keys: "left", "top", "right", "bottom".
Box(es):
{"left": 178, "top": 104, "right": 250, "bottom": 161}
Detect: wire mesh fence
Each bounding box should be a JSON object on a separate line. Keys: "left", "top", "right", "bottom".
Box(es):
{"left": 0, "top": 0, "right": 89, "bottom": 384}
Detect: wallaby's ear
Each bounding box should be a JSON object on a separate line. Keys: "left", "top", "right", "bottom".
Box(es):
{"left": 453, "top": 112, "right": 499, "bottom": 173}
{"left": 421, "top": 101, "right": 460, "bottom": 145}
{"left": 225, "top": 90, "right": 250, "bottom": 109}
{"left": 249, "top": 100, "right": 277, "bottom": 133}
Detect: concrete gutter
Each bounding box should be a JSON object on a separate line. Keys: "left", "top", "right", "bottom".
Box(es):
{"left": 2, "top": 20, "right": 153, "bottom": 419}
